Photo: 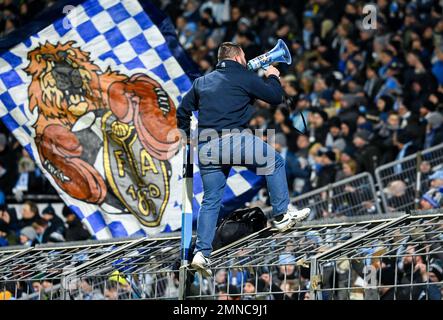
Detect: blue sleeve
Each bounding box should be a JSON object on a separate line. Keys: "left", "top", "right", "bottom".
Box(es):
{"left": 246, "top": 73, "right": 284, "bottom": 105}
{"left": 176, "top": 79, "right": 199, "bottom": 136}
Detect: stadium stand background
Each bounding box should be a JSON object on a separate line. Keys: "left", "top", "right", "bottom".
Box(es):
{"left": 1, "top": 0, "right": 443, "bottom": 245}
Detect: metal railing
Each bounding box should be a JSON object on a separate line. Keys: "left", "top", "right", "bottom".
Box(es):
{"left": 185, "top": 214, "right": 402, "bottom": 300}
{"left": 309, "top": 210, "right": 443, "bottom": 300}
{"left": 262, "top": 172, "right": 382, "bottom": 220}
{"left": 375, "top": 143, "right": 443, "bottom": 212}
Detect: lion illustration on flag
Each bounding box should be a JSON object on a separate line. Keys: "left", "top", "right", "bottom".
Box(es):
{"left": 24, "top": 41, "right": 181, "bottom": 227}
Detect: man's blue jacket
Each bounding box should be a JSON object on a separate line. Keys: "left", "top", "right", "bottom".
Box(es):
{"left": 176, "top": 59, "right": 284, "bottom": 135}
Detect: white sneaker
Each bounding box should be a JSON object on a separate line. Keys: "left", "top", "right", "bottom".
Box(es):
{"left": 272, "top": 206, "right": 311, "bottom": 232}
{"left": 190, "top": 252, "right": 213, "bottom": 277}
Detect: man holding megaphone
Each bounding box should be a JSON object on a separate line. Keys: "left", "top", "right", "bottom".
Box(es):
{"left": 177, "top": 41, "right": 310, "bottom": 277}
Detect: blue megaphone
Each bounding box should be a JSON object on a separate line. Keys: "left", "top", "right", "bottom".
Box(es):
{"left": 247, "top": 39, "right": 292, "bottom": 71}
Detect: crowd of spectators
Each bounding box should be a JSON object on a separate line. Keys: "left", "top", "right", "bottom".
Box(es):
{"left": 162, "top": 0, "right": 443, "bottom": 205}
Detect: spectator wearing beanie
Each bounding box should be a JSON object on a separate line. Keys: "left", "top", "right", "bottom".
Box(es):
{"left": 428, "top": 260, "right": 443, "bottom": 283}
{"left": 340, "top": 120, "right": 357, "bottom": 151}
{"left": 0, "top": 220, "right": 9, "bottom": 247}
{"left": 398, "top": 101, "right": 413, "bottom": 129}
{"left": 432, "top": 44, "right": 443, "bottom": 86}
{"left": 258, "top": 269, "right": 284, "bottom": 300}
{"left": 235, "top": 30, "right": 261, "bottom": 62}
{"left": 277, "top": 253, "right": 297, "bottom": 280}
{"left": 377, "top": 265, "right": 397, "bottom": 300}
{"left": 243, "top": 278, "right": 259, "bottom": 300}
{"left": 356, "top": 113, "right": 374, "bottom": 133}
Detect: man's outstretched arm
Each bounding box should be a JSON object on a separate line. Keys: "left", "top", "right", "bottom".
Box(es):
{"left": 247, "top": 66, "right": 284, "bottom": 105}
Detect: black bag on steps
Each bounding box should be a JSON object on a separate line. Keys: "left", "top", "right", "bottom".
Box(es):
{"left": 211, "top": 207, "right": 267, "bottom": 251}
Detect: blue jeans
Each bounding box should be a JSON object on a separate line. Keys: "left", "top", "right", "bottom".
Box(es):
{"left": 195, "top": 131, "right": 289, "bottom": 257}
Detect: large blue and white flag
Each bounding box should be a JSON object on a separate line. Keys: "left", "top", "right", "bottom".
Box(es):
{"left": 0, "top": 0, "right": 264, "bottom": 239}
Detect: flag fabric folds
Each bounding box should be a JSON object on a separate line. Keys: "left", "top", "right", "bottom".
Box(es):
{"left": 0, "top": 0, "right": 194, "bottom": 238}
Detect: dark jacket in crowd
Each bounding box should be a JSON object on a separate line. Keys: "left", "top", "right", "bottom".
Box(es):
{"left": 33, "top": 223, "right": 65, "bottom": 245}
{"left": 317, "top": 164, "right": 338, "bottom": 188}
{"left": 177, "top": 59, "right": 284, "bottom": 135}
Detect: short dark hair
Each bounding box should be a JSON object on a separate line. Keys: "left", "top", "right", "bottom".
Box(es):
{"left": 217, "top": 42, "right": 242, "bottom": 61}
